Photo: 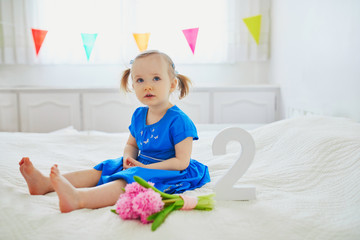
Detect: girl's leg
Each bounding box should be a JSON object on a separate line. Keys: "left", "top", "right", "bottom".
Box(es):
{"left": 50, "top": 164, "right": 125, "bottom": 213}
{"left": 63, "top": 168, "right": 102, "bottom": 189}
{"left": 19, "top": 157, "right": 101, "bottom": 195}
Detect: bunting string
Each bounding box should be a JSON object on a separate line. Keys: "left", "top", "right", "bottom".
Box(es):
{"left": 30, "top": 14, "right": 262, "bottom": 60}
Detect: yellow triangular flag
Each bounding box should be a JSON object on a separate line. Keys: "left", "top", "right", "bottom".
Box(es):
{"left": 243, "top": 15, "right": 262, "bottom": 45}
{"left": 133, "top": 33, "right": 150, "bottom": 52}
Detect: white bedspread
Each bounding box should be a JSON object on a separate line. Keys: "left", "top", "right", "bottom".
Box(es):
{"left": 1, "top": 116, "right": 359, "bottom": 240}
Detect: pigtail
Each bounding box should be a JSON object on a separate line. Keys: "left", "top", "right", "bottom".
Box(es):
{"left": 176, "top": 73, "right": 192, "bottom": 99}
{"left": 120, "top": 68, "right": 131, "bottom": 93}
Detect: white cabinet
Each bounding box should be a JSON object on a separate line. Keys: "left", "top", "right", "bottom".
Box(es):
{"left": 0, "top": 86, "right": 279, "bottom": 132}
{"left": 0, "top": 93, "right": 18, "bottom": 132}
{"left": 82, "top": 93, "right": 140, "bottom": 132}
{"left": 214, "top": 91, "right": 277, "bottom": 124}
{"left": 172, "top": 92, "right": 210, "bottom": 124}
{"left": 19, "top": 92, "right": 81, "bottom": 132}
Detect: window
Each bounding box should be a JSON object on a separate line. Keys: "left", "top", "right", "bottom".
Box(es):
{"left": 124, "top": 0, "right": 228, "bottom": 63}
{"left": 0, "top": 0, "right": 270, "bottom": 64}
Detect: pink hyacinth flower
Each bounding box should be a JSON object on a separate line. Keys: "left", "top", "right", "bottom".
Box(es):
{"left": 115, "top": 181, "right": 160, "bottom": 222}
{"left": 132, "top": 189, "right": 164, "bottom": 224}
{"left": 115, "top": 195, "right": 138, "bottom": 219}
{"left": 124, "top": 181, "right": 154, "bottom": 198}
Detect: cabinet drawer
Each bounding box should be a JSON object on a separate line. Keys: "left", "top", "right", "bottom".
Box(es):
{"left": 19, "top": 93, "right": 81, "bottom": 132}
{"left": 172, "top": 92, "right": 210, "bottom": 124}
{"left": 214, "top": 91, "right": 276, "bottom": 124}
{"left": 82, "top": 93, "right": 140, "bottom": 132}
{"left": 0, "top": 93, "right": 18, "bottom": 132}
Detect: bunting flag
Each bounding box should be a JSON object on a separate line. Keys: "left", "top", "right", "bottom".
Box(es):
{"left": 182, "top": 28, "right": 199, "bottom": 54}
{"left": 31, "top": 28, "right": 48, "bottom": 56}
{"left": 133, "top": 33, "right": 151, "bottom": 52}
{"left": 81, "top": 33, "right": 98, "bottom": 61}
{"left": 243, "top": 15, "right": 262, "bottom": 45}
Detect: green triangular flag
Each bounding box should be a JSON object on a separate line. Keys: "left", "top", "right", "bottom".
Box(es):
{"left": 81, "top": 33, "right": 98, "bottom": 61}
{"left": 243, "top": 15, "right": 262, "bottom": 45}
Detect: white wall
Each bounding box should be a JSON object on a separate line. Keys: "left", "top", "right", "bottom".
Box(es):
{"left": 0, "top": 62, "right": 270, "bottom": 88}
{"left": 6, "top": 0, "right": 359, "bottom": 122}
{"left": 270, "top": 0, "right": 360, "bottom": 121}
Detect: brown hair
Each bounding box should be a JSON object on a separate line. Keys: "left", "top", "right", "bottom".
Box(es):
{"left": 120, "top": 50, "right": 192, "bottom": 99}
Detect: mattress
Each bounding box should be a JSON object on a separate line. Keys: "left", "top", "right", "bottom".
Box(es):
{"left": 0, "top": 116, "right": 359, "bottom": 240}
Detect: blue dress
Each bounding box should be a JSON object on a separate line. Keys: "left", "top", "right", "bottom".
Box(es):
{"left": 93, "top": 105, "right": 210, "bottom": 194}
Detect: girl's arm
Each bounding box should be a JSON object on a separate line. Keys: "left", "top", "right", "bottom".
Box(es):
{"left": 124, "top": 137, "right": 193, "bottom": 171}
{"left": 123, "top": 134, "right": 139, "bottom": 169}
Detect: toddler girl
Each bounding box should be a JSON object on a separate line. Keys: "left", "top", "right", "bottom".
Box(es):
{"left": 19, "top": 50, "right": 210, "bottom": 213}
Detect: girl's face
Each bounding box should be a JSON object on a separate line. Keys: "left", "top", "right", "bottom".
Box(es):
{"left": 131, "top": 54, "right": 177, "bottom": 109}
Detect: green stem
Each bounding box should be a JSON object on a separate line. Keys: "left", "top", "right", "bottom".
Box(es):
{"left": 133, "top": 176, "right": 179, "bottom": 199}
{"left": 162, "top": 198, "right": 181, "bottom": 204}
{"left": 151, "top": 203, "right": 176, "bottom": 231}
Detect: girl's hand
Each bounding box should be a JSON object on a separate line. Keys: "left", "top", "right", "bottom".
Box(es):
{"left": 123, "top": 157, "right": 145, "bottom": 169}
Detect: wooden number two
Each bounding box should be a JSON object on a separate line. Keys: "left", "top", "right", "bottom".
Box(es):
{"left": 212, "top": 127, "right": 256, "bottom": 200}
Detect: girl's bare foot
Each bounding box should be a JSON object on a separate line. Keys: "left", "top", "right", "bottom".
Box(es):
{"left": 19, "top": 157, "right": 52, "bottom": 195}
{"left": 50, "top": 164, "right": 82, "bottom": 213}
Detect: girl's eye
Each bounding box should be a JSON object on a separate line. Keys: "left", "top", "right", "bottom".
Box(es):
{"left": 136, "top": 78, "right": 144, "bottom": 83}
{"left": 153, "top": 76, "right": 160, "bottom": 81}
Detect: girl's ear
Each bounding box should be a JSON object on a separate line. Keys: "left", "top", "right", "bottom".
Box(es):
{"left": 170, "top": 78, "right": 178, "bottom": 92}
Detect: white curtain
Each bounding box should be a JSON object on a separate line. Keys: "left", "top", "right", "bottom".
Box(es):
{"left": 228, "top": 0, "right": 271, "bottom": 61}
{"left": 0, "top": 0, "right": 270, "bottom": 64}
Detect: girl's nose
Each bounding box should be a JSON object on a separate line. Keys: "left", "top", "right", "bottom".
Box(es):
{"left": 145, "top": 85, "right": 153, "bottom": 91}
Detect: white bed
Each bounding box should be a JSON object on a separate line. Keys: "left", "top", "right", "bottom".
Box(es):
{"left": 1, "top": 116, "right": 360, "bottom": 240}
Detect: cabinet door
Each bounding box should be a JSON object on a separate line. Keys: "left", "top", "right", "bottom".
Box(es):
{"left": 214, "top": 91, "right": 276, "bottom": 124}
{"left": 83, "top": 93, "right": 140, "bottom": 132}
{"left": 172, "top": 92, "right": 210, "bottom": 124}
{"left": 0, "top": 93, "right": 19, "bottom": 132}
{"left": 19, "top": 93, "right": 81, "bottom": 132}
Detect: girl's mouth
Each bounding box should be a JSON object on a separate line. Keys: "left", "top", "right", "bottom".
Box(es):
{"left": 145, "top": 94, "right": 154, "bottom": 98}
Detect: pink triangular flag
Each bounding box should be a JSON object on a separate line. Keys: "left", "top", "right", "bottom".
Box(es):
{"left": 182, "top": 28, "right": 199, "bottom": 54}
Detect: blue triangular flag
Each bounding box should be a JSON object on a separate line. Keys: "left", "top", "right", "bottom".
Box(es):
{"left": 81, "top": 33, "right": 98, "bottom": 61}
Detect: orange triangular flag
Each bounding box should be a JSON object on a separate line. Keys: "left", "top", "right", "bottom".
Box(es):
{"left": 31, "top": 28, "right": 48, "bottom": 56}
{"left": 133, "top": 33, "right": 150, "bottom": 52}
